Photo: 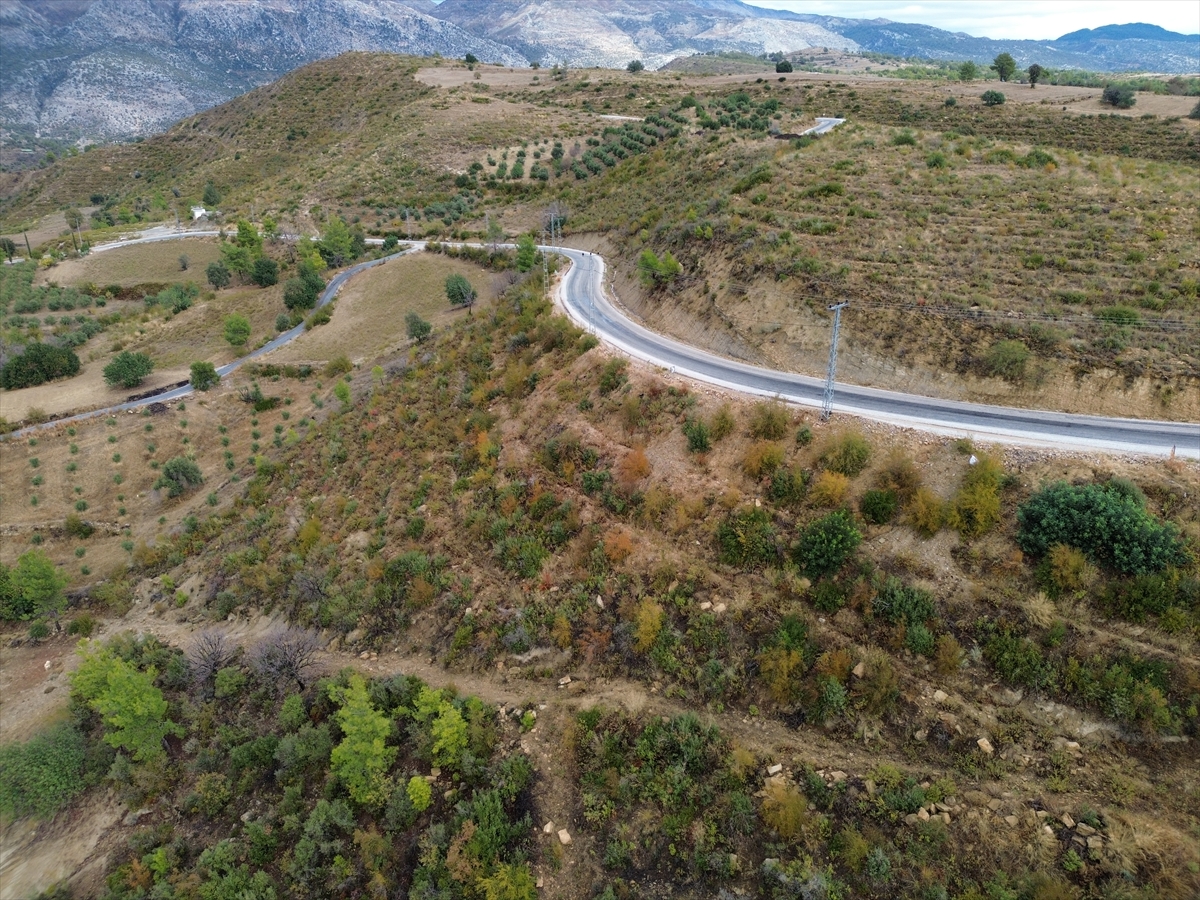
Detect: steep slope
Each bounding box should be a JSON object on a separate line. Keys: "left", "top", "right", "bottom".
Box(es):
{"left": 431, "top": 0, "right": 856, "bottom": 69}
{"left": 0, "top": 0, "right": 527, "bottom": 142}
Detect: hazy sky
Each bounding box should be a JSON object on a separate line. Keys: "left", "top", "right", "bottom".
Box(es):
{"left": 740, "top": 1, "right": 1200, "bottom": 40}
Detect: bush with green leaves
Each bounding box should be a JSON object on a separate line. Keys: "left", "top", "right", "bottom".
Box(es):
{"left": 329, "top": 673, "right": 397, "bottom": 806}
{"left": 405, "top": 311, "right": 432, "bottom": 342}
{"left": 223, "top": 314, "right": 251, "bottom": 347}
{"left": 717, "top": 507, "right": 777, "bottom": 567}
{"left": 0, "top": 723, "right": 89, "bottom": 819}
{"left": 0, "top": 342, "right": 81, "bottom": 390}
{"left": 103, "top": 350, "right": 154, "bottom": 388}
{"left": 1017, "top": 480, "right": 1188, "bottom": 575}
{"left": 981, "top": 90, "right": 1006, "bottom": 106}
{"left": 190, "top": 361, "right": 220, "bottom": 391}
{"left": 860, "top": 489, "right": 897, "bottom": 524}
{"left": 206, "top": 261, "right": 231, "bottom": 289}
{"left": 793, "top": 510, "right": 861, "bottom": 578}
{"left": 154, "top": 456, "right": 204, "bottom": 497}
{"left": 1102, "top": 84, "right": 1136, "bottom": 109}
{"left": 984, "top": 339, "right": 1031, "bottom": 383}
{"left": 820, "top": 431, "right": 872, "bottom": 477}
{"left": 445, "top": 272, "right": 477, "bottom": 309}
{"left": 872, "top": 576, "right": 935, "bottom": 626}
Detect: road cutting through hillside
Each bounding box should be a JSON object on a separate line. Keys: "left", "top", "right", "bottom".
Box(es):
{"left": 8, "top": 231, "right": 1197, "bottom": 458}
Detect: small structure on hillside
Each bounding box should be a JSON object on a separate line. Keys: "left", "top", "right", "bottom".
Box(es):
{"left": 191, "top": 206, "right": 208, "bottom": 220}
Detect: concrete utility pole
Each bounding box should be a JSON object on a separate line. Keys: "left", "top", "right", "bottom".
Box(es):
{"left": 822, "top": 302, "right": 848, "bottom": 421}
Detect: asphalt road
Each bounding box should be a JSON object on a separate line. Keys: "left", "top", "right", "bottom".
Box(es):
{"left": 7, "top": 231, "right": 1197, "bottom": 458}
{"left": 551, "top": 247, "right": 1199, "bottom": 459}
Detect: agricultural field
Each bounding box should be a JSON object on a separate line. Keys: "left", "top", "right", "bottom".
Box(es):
{"left": 1, "top": 50, "right": 1198, "bottom": 900}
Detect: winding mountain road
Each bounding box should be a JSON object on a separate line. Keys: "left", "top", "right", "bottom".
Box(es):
{"left": 551, "top": 247, "right": 1199, "bottom": 459}
{"left": 7, "top": 231, "right": 1197, "bottom": 458}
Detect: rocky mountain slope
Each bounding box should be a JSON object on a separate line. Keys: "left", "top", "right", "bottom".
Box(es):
{"left": 1, "top": 0, "right": 1196, "bottom": 148}
{"left": 0, "top": 0, "right": 526, "bottom": 142}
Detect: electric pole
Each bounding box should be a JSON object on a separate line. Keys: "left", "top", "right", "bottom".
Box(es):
{"left": 822, "top": 302, "right": 848, "bottom": 421}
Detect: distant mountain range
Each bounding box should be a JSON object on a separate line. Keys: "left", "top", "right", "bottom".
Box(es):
{"left": 1, "top": 0, "right": 1196, "bottom": 145}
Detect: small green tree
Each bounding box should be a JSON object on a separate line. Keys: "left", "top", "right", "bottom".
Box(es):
{"left": 464, "top": 53, "right": 478, "bottom": 65}
{"left": 627, "top": 59, "right": 645, "bottom": 73}
{"left": 478, "top": 863, "right": 538, "bottom": 900}
{"left": 515, "top": 233, "right": 537, "bottom": 272}
{"left": 202, "top": 181, "right": 221, "bottom": 205}
{"left": 155, "top": 457, "right": 204, "bottom": 497}
{"left": 405, "top": 311, "right": 432, "bottom": 343}
{"left": 91, "top": 655, "right": 180, "bottom": 761}
{"left": 251, "top": 256, "right": 279, "bottom": 287}
{"left": 318, "top": 216, "right": 355, "bottom": 267}
{"left": 190, "top": 361, "right": 220, "bottom": 391}
{"left": 206, "top": 261, "right": 231, "bottom": 289}
{"left": 1102, "top": 84, "right": 1136, "bottom": 109}
{"left": 793, "top": 510, "right": 862, "bottom": 579}
{"left": 406, "top": 774, "right": 432, "bottom": 812}
{"left": 179, "top": 254, "right": 189, "bottom": 271}
{"left": 775, "top": 59, "right": 793, "bottom": 73}
{"left": 103, "top": 351, "right": 154, "bottom": 389}
{"left": 1027, "top": 63, "right": 1044, "bottom": 87}
{"left": 13, "top": 550, "right": 68, "bottom": 625}
{"left": 330, "top": 673, "right": 396, "bottom": 806}
{"left": 991, "top": 52, "right": 1016, "bottom": 82}
{"left": 224, "top": 314, "right": 251, "bottom": 347}
{"left": 0, "top": 237, "right": 16, "bottom": 262}
{"left": 958, "top": 60, "right": 978, "bottom": 81}
{"left": 445, "top": 273, "right": 477, "bottom": 312}
{"left": 0, "top": 563, "right": 31, "bottom": 621}
{"left": 981, "top": 90, "right": 1006, "bottom": 106}
{"left": 984, "top": 339, "right": 1030, "bottom": 383}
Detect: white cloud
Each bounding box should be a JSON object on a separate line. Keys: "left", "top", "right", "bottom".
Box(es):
{"left": 741, "top": 0, "right": 1200, "bottom": 41}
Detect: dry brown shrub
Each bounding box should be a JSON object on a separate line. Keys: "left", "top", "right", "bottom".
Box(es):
{"left": 550, "top": 614, "right": 572, "bottom": 649}
{"left": 759, "top": 647, "right": 805, "bottom": 704}
{"left": 743, "top": 441, "right": 785, "bottom": 479}
{"left": 853, "top": 648, "right": 900, "bottom": 716}
{"left": 728, "top": 744, "right": 757, "bottom": 780}
{"left": 933, "top": 634, "right": 964, "bottom": 675}
{"left": 1047, "top": 543, "right": 1096, "bottom": 594}
{"left": 641, "top": 485, "right": 675, "bottom": 521}
{"left": 1023, "top": 590, "right": 1057, "bottom": 628}
{"left": 810, "top": 470, "right": 850, "bottom": 507}
{"left": 617, "top": 445, "right": 651, "bottom": 486}
{"left": 907, "top": 487, "right": 945, "bottom": 537}
{"left": 710, "top": 403, "right": 736, "bottom": 441}
{"left": 748, "top": 400, "right": 790, "bottom": 440}
{"left": 603, "top": 528, "right": 634, "bottom": 564}
{"left": 875, "top": 450, "right": 922, "bottom": 502}
{"left": 815, "top": 648, "right": 854, "bottom": 682}
{"left": 633, "top": 599, "right": 664, "bottom": 652}
{"left": 761, "top": 780, "right": 810, "bottom": 839}
{"left": 718, "top": 488, "right": 743, "bottom": 510}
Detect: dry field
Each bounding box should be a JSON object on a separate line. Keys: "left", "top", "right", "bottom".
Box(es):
{"left": 37, "top": 237, "right": 223, "bottom": 288}
{"left": 268, "top": 253, "right": 496, "bottom": 364}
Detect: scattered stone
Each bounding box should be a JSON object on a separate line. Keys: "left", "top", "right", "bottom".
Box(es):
{"left": 1087, "top": 836, "right": 1104, "bottom": 850}
{"left": 359, "top": 650, "right": 370, "bottom": 659}
{"left": 852, "top": 662, "right": 866, "bottom": 678}
{"left": 1061, "top": 813, "right": 1076, "bottom": 828}
{"left": 240, "top": 810, "right": 253, "bottom": 823}
{"left": 933, "top": 689, "right": 948, "bottom": 703}
{"left": 713, "top": 603, "right": 727, "bottom": 614}
{"left": 941, "top": 813, "right": 951, "bottom": 825}
{"left": 1035, "top": 810, "right": 1049, "bottom": 819}
{"left": 828, "top": 771, "right": 847, "bottom": 783}
{"left": 977, "top": 737, "right": 994, "bottom": 755}
{"left": 699, "top": 601, "right": 713, "bottom": 611}
{"left": 936, "top": 802, "right": 951, "bottom": 813}
{"left": 988, "top": 799, "right": 1003, "bottom": 812}
{"left": 917, "top": 808, "right": 930, "bottom": 822}
{"left": 543, "top": 821, "right": 555, "bottom": 834}
{"left": 1004, "top": 815, "right": 1020, "bottom": 828}
{"left": 904, "top": 814, "right": 920, "bottom": 826}
{"left": 864, "top": 779, "right": 876, "bottom": 797}
{"left": 766, "top": 763, "right": 783, "bottom": 776}
{"left": 1043, "top": 825, "right": 1055, "bottom": 837}
{"left": 1076, "top": 823, "right": 1096, "bottom": 837}
{"left": 430, "top": 768, "right": 441, "bottom": 778}
{"left": 914, "top": 729, "right": 928, "bottom": 742}
{"left": 557, "top": 828, "right": 572, "bottom": 846}
{"left": 595, "top": 595, "right": 604, "bottom": 608}
{"left": 558, "top": 676, "right": 572, "bottom": 686}
{"left": 536, "top": 877, "right": 544, "bottom": 888}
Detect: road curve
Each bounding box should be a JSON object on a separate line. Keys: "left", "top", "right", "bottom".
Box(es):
{"left": 4, "top": 240, "right": 420, "bottom": 436}
{"left": 550, "top": 247, "right": 1199, "bottom": 459}
{"left": 5, "top": 231, "right": 1197, "bottom": 458}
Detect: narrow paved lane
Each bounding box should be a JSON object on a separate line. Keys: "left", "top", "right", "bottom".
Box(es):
{"left": 551, "top": 248, "right": 1199, "bottom": 459}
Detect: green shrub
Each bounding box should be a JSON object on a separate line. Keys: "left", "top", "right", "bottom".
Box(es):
{"left": 872, "top": 576, "right": 935, "bottom": 625}
{"left": 682, "top": 417, "right": 711, "bottom": 453}
{"left": 748, "top": 401, "right": 789, "bottom": 439}
{"left": 598, "top": 358, "right": 627, "bottom": 394}
{"left": 1, "top": 343, "right": 81, "bottom": 390}
{"left": 984, "top": 339, "right": 1030, "bottom": 383}
{"left": 154, "top": 457, "right": 204, "bottom": 498}
{"left": 214, "top": 666, "right": 246, "bottom": 699}
{"left": 1017, "top": 481, "right": 1188, "bottom": 575}
{"left": 860, "top": 489, "right": 898, "bottom": 524}
{"left": 190, "top": 361, "right": 220, "bottom": 391}
{"left": 981, "top": 90, "right": 1006, "bottom": 106}
{"left": 0, "top": 723, "right": 88, "bottom": 818}
{"left": 793, "top": 510, "right": 861, "bottom": 578}
{"left": 820, "top": 431, "right": 871, "bottom": 477}
{"left": 103, "top": 351, "right": 154, "bottom": 388}
{"left": 716, "top": 508, "right": 777, "bottom": 567}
